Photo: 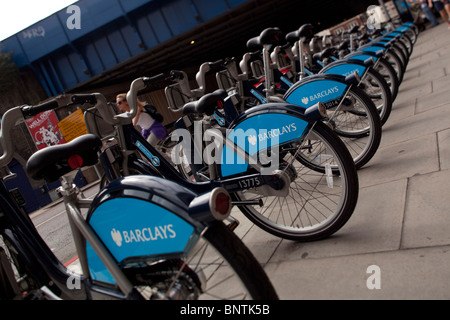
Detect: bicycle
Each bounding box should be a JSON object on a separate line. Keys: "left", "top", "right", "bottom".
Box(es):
{"left": 270, "top": 26, "right": 393, "bottom": 127}
{"left": 79, "top": 74, "right": 359, "bottom": 242}
{"left": 0, "top": 99, "right": 278, "bottom": 300}
{"left": 223, "top": 27, "right": 382, "bottom": 170}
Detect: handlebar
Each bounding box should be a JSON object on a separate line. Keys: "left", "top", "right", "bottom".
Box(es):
{"left": 0, "top": 100, "right": 61, "bottom": 168}
{"left": 168, "top": 70, "right": 186, "bottom": 81}
{"left": 21, "top": 99, "right": 59, "bottom": 118}
{"left": 71, "top": 94, "right": 98, "bottom": 105}
{"left": 142, "top": 73, "right": 165, "bottom": 86}
{"left": 125, "top": 74, "right": 165, "bottom": 119}
{"left": 1, "top": 74, "right": 164, "bottom": 169}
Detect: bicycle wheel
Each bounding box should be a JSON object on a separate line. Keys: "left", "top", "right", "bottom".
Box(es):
{"left": 124, "top": 222, "right": 279, "bottom": 300}
{"left": 390, "top": 43, "right": 408, "bottom": 68}
{"left": 374, "top": 57, "right": 399, "bottom": 101}
{"left": 233, "top": 121, "right": 359, "bottom": 242}
{"left": 358, "top": 68, "right": 393, "bottom": 126}
{"left": 0, "top": 236, "right": 41, "bottom": 300}
{"left": 384, "top": 49, "right": 405, "bottom": 83}
{"left": 327, "top": 85, "right": 382, "bottom": 170}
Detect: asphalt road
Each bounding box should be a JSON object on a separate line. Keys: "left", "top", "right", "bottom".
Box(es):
{"left": 30, "top": 183, "right": 100, "bottom": 265}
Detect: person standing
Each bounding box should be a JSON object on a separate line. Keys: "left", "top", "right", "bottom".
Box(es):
{"left": 429, "top": 0, "right": 450, "bottom": 27}
{"left": 116, "top": 93, "right": 168, "bottom": 146}
{"left": 416, "top": 0, "right": 439, "bottom": 26}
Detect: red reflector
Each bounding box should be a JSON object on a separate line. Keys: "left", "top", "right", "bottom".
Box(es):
{"left": 215, "top": 192, "right": 230, "bottom": 215}
{"left": 217, "top": 100, "right": 224, "bottom": 109}
{"left": 68, "top": 154, "right": 83, "bottom": 169}
{"left": 254, "top": 77, "right": 266, "bottom": 88}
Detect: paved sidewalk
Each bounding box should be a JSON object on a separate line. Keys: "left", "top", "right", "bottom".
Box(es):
{"left": 235, "top": 22, "right": 450, "bottom": 300}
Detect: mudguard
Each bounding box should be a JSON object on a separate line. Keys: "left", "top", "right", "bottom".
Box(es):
{"left": 85, "top": 175, "right": 205, "bottom": 284}
{"left": 282, "top": 73, "right": 351, "bottom": 109}
{"left": 319, "top": 58, "right": 372, "bottom": 78}
{"left": 219, "top": 103, "right": 312, "bottom": 178}
{"left": 359, "top": 43, "right": 388, "bottom": 54}
{"left": 344, "top": 50, "right": 383, "bottom": 63}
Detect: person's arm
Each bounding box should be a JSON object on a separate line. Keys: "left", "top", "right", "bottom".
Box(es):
{"left": 429, "top": 0, "right": 433, "bottom": 7}
{"left": 132, "top": 106, "right": 143, "bottom": 126}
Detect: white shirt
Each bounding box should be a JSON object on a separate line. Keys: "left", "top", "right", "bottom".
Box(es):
{"left": 135, "top": 111, "right": 155, "bottom": 131}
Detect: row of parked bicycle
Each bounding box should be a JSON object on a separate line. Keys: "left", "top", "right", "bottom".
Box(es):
{"left": 0, "top": 21, "right": 418, "bottom": 300}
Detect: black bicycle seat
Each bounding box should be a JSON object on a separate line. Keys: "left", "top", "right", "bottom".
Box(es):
{"left": 313, "top": 47, "right": 334, "bottom": 61}
{"left": 338, "top": 40, "right": 350, "bottom": 51}
{"left": 298, "top": 24, "right": 314, "bottom": 39}
{"left": 247, "top": 27, "right": 282, "bottom": 50}
{"left": 286, "top": 24, "right": 314, "bottom": 44}
{"left": 26, "top": 134, "right": 102, "bottom": 182}
{"left": 182, "top": 89, "right": 228, "bottom": 116}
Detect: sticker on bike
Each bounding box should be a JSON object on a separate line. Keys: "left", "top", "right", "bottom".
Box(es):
{"left": 136, "top": 140, "right": 160, "bottom": 166}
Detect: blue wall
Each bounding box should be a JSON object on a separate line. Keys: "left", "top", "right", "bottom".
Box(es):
{"left": 0, "top": 0, "right": 249, "bottom": 96}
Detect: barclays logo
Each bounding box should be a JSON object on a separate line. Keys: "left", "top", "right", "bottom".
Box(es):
{"left": 110, "top": 225, "right": 177, "bottom": 247}
{"left": 111, "top": 228, "right": 123, "bottom": 247}
{"left": 301, "top": 86, "right": 340, "bottom": 106}
{"left": 257, "top": 123, "right": 297, "bottom": 143}
{"left": 248, "top": 135, "right": 257, "bottom": 146}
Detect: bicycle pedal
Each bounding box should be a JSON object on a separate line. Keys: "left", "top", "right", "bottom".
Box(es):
{"left": 226, "top": 216, "right": 240, "bottom": 231}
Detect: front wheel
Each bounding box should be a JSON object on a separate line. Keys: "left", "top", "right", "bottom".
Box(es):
{"left": 358, "top": 68, "right": 393, "bottom": 126}
{"left": 234, "top": 121, "right": 359, "bottom": 242}
{"left": 125, "top": 222, "right": 279, "bottom": 300}
{"left": 327, "top": 85, "right": 382, "bottom": 170}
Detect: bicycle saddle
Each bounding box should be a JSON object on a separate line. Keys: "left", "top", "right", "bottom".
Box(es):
{"left": 313, "top": 47, "right": 335, "bottom": 62}
{"left": 182, "top": 89, "right": 228, "bottom": 116}
{"left": 286, "top": 24, "right": 314, "bottom": 43}
{"left": 349, "top": 25, "right": 359, "bottom": 34}
{"left": 337, "top": 40, "right": 350, "bottom": 51}
{"left": 246, "top": 27, "right": 282, "bottom": 51}
{"left": 26, "top": 134, "right": 102, "bottom": 182}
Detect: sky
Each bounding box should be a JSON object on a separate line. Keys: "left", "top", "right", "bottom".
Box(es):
{"left": 0, "top": 0, "right": 79, "bottom": 41}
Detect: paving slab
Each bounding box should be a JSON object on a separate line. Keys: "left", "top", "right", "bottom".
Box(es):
{"left": 438, "top": 129, "right": 450, "bottom": 170}
{"left": 261, "top": 22, "right": 450, "bottom": 300}
{"left": 265, "top": 246, "right": 450, "bottom": 300}
{"left": 358, "top": 133, "right": 439, "bottom": 187}
{"left": 402, "top": 169, "right": 450, "bottom": 248}
{"left": 269, "top": 179, "right": 406, "bottom": 262}
{"left": 381, "top": 105, "right": 450, "bottom": 146}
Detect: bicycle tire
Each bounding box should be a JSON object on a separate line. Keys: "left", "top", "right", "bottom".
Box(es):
{"left": 0, "top": 247, "right": 17, "bottom": 300}
{"left": 374, "top": 57, "right": 399, "bottom": 101}
{"left": 0, "top": 236, "right": 42, "bottom": 300}
{"left": 390, "top": 43, "right": 408, "bottom": 68}
{"left": 125, "top": 222, "right": 279, "bottom": 300}
{"left": 358, "top": 68, "right": 393, "bottom": 126}
{"left": 233, "top": 120, "right": 359, "bottom": 242}
{"left": 327, "top": 85, "right": 382, "bottom": 169}
{"left": 384, "top": 49, "right": 405, "bottom": 83}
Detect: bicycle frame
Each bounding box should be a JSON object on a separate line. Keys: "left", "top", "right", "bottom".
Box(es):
{"left": 84, "top": 77, "right": 327, "bottom": 201}
{"left": 0, "top": 102, "right": 233, "bottom": 300}
{"left": 98, "top": 99, "right": 316, "bottom": 196}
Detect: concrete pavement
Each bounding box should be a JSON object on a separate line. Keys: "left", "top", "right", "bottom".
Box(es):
{"left": 234, "top": 21, "right": 450, "bottom": 300}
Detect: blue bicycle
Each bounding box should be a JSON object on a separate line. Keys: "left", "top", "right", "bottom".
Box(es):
{"left": 214, "top": 27, "right": 382, "bottom": 170}
{"left": 80, "top": 74, "right": 359, "bottom": 242}
{"left": 0, "top": 99, "right": 278, "bottom": 300}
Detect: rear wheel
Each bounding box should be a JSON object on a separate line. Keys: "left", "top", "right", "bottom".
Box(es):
{"left": 234, "top": 121, "right": 359, "bottom": 242}
{"left": 125, "top": 222, "right": 279, "bottom": 299}
{"left": 327, "top": 85, "right": 382, "bottom": 170}
{"left": 358, "top": 68, "right": 393, "bottom": 126}
{"left": 374, "top": 58, "right": 399, "bottom": 101}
